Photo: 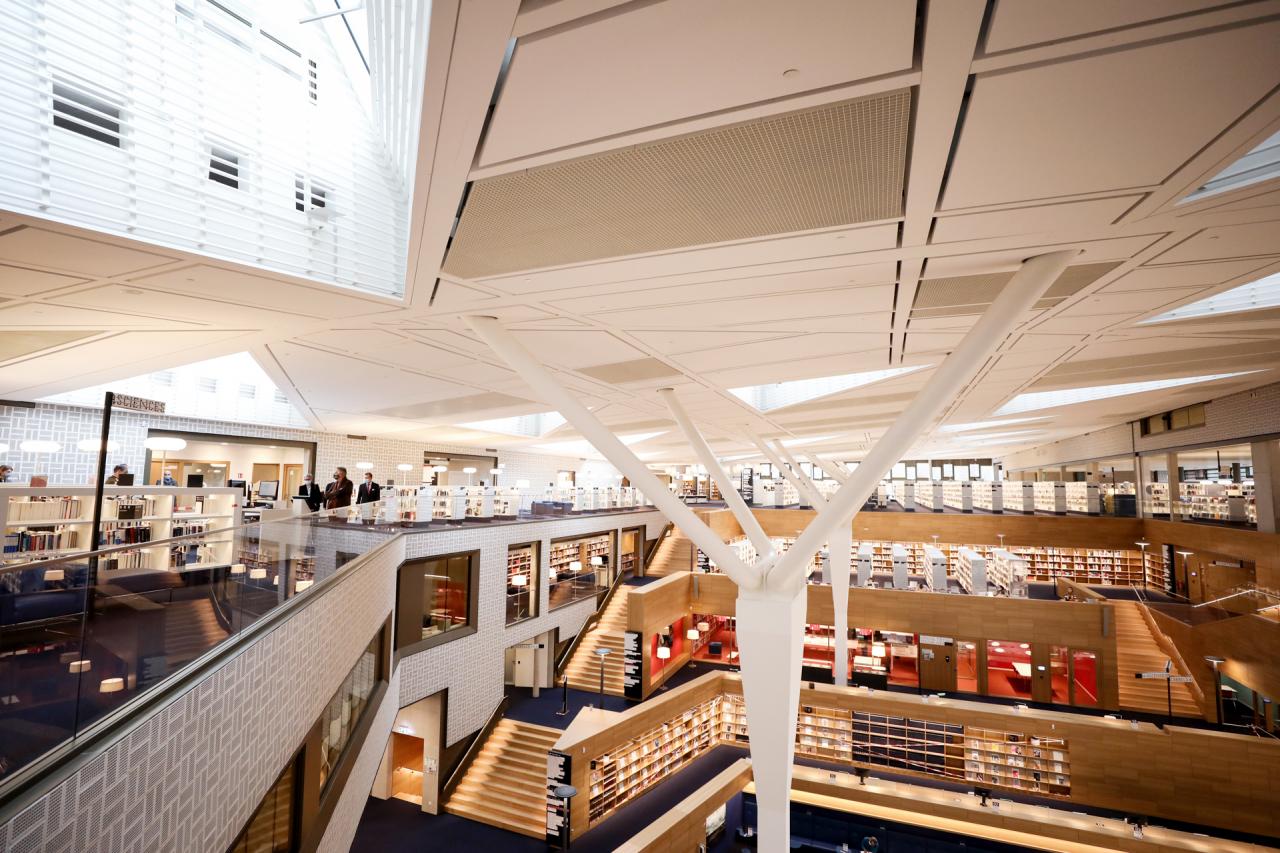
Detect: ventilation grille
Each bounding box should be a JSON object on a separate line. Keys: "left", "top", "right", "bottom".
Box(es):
{"left": 910, "top": 262, "right": 1121, "bottom": 320}
{"left": 444, "top": 90, "right": 912, "bottom": 279}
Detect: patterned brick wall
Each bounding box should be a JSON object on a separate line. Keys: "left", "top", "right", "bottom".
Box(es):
{"left": 999, "top": 423, "right": 1136, "bottom": 471}
{"left": 0, "top": 402, "right": 619, "bottom": 489}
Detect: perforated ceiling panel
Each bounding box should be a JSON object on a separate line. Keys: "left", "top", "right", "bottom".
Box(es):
{"left": 910, "top": 262, "right": 1121, "bottom": 319}
{"left": 444, "top": 90, "right": 912, "bottom": 278}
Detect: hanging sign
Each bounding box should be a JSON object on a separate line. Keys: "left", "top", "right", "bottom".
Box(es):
{"left": 623, "top": 630, "right": 644, "bottom": 700}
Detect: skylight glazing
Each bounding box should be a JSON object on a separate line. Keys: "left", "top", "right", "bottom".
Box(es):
{"left": 41, "top": 352, "right": 311, "bottom": 428}
{"left": 730, "top": 366, "right": 928, "bottom": 413}
{"left": 1140, "top": 272, "right": 1280, "bottom": 324}
{"left": 1180, "top": 129, "right": 1280, "bottom": 204}
{"left": 460, "top": 412, "right": 567, "bottom": 438}
{"left": 995, "top": 371, "right": 1260, "bottom": 416}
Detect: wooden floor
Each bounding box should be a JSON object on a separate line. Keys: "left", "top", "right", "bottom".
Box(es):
{"left": 1112, "top": 601, "right": 1201, "bottom": 717}
{"left": 443, "top": 718, "right": 561, "bottom": 838}
{"left": 563, "top": 586, "right": 630, "bottom": 695}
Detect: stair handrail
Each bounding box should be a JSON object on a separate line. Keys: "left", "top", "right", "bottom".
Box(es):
{"left": 554, "top": 522, "right": 673, "bottom": 676}
{"left": 1133, "top": 599, "right": 1208, "bottom": 717}
{"left": 440, "top": 694, "right": 510, "bottom": 804}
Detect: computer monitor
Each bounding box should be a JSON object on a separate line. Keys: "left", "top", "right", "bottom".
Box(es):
{"left": 186, "top": 473, "right": 204, "bottom": 488}
{"left": 228, "top": 479, "right": 248, "bottom": 499}
{"left": 257, "top": 480, "right": 279, "bottom": 501}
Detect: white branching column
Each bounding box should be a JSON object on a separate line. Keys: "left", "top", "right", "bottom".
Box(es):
{"left": 465, "top": 249, "right": 1076, "bottom": 853}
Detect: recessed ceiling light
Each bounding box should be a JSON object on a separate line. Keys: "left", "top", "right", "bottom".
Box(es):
{"left": 995, "top": 371, "right": 1261, "bottom": 416}
{"left": 1140, "top": 271, "right": 1280, "bottom": 324}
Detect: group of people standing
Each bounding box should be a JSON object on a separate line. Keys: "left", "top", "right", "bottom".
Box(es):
{"left": 297, "top": 467, "right": 381, "bottom": 512}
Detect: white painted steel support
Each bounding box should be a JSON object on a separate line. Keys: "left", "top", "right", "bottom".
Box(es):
{"left": 659, "top": 387, "right": 774, "bottom": 558}
{"left": 775, "top": 441, "right": 825, "bottom": 507}
{"left": 764, "top": 250, "right": 1078, "bottom": 590}
{"left": 808, "top": 455, "right": 848, "bottom": 485}
{"left": 829, "top": 520, "right": 851, "bottom": 685}
{"left": 464, "top": 316, "right": 759, "bottom": 590}
{"left": 735, "top": 580, "right": 807, "bottom": 849}
{"left": 751, "top": 435, "right": 817, "bottom": 508}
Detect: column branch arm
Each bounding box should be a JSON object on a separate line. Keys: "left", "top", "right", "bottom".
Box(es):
{"left": 465, "top": 315, "right": 760, "bottom": 590}
{"left": 764, "top": 249, "right": 1079, "bottom": 588}
{"left": 658, "top": 388, "right": 775, "bottom": 558}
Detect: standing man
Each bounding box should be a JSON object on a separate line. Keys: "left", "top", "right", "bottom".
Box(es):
{"left": 298, "top": 473, "right": 323, "bottom": 512}
{"left": 357, "top": 471, "right": 381, "bottom": 504}
{"left": 324, "top": 467, "right": 353, "bottom": 510}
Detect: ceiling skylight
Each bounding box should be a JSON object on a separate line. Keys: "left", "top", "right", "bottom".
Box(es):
{"left": 995, "top": 371, "right": 1261, "bottom": 416}
{"left": 730, "top": 366, "right": 928, "bottom": 413}
{"left": 1180, "top": 129, "right": 1280, "bottom": 204}
{"left": 534, "top": 431, "right": 668, "bottom": 459}
{"left": 460, "top": 411, "right": 567, "bottom": 438}
{"left": 1140, "top": 272, "right": 1280, "bottom": 324}
{"left": 40, "top": 352, "right": 311, "bottom": 428}
{"left": 937, "top": 416, "right": 1049, "bottom": 433}
{"left": 779, "top": 434, "right": 839, "bottom": 447}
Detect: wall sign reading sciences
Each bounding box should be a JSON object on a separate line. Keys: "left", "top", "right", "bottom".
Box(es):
{"left": 113, "top": 393, "right": 166, "bottom": 414}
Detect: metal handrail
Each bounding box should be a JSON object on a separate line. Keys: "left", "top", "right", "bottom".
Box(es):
{"left": 441, "top": 694, "right": 510, "bottom": 804}
{"left": 554, "top": 522, "right": 672, "bottom": 676}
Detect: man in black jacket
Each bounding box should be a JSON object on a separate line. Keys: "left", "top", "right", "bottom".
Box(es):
{"left": 357, "top": 471, "right": 381, "bottom": 504}
{"left": 324, "top": 467, "right": 354, "bottom": 510}
{"left": 298, "top": 473, "right": 323, "bottom": 512}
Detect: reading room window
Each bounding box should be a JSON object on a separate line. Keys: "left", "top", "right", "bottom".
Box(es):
{"left": 308, "top": 58, "right": 318, "bottom": 103}
{"left": 239, "top": 383, "right": 256, "bottom": 399}
{"left": 208, "top": 145, "right": 241, "bottom": 189}
{"left": 52, "top": 81, "right": 122, "bottom": 147}
{"left": 198, "top": 377, "right": 218, "bottom": 393}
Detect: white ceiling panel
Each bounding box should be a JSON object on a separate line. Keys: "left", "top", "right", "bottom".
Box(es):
{"left": 548, "top": 264, "right": 896, "bottom": 316}
{"left": 594, "top": 286, "right": 895, "bottom": 329}
{"left": 50, "top": 283, "right": 316, "bottom": 326}
{"left": 0, "top": 226, "right": 176, "bottom": 276}
{"left": 130, "top": 265, "right": 400, "bottom": 320}
{"left": 673, "top": 332, "right": 884, "bottom": 373}
{"left": 510, "top": 330, "right": 644, "bottom": 369}
{"left": 921, "top": 235, "right": 1160, "bottom": 278}
{"left": 271, "top": 342, "right": 477, "bottom": 412}
{"left": 984, "top": 0, "right": 1235, "bottom": 52}
{"left": 944, "top": 22, "right": 1280, "bottom": 208}
{"left": 1101, "top": 259, "right": 1278, "bottom": 293}
{"left": 0, "top": 302, "right": 200, "bottom": 328}
{"left": 0, "top": 264, "right": 88, "bottom": 298}
{"left": 1147, "top": 221, "right": 1280, "bottom": 265}
{"left": 627, "top": 329, "right": 793, "bottom": 356}
{"left": 480, "top": 0, "right": 915, "bottom": 165}
{"left": 931, "top": 195, "right": 1140, "bottom": 243}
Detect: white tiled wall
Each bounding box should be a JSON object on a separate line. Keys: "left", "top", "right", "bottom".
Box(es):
{"left": 0, "top": 402, "right": 619, "bottom": 489}
{"left": 397, "top": 510, "right": 666, "bottom": 745}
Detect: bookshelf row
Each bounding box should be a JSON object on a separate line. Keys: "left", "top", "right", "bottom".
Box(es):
{"left": 586, "top": 692, "right": 1073, "bottom": 827}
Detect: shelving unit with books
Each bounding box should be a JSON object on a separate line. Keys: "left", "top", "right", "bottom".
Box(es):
{"left": 1033, "top": 482, "right": 1067, "bottom": 515}
{"left": 915, "top": 480, "right": 944, "bottom": 512}
{"left": 923, "top": 545, "right": 948, "bottom": 591}
{"left": 971, "top": 481, "right": 1003, "bottom": 513}
{"left": 1002, "top": 481, "right": 1034, "bottom": 513}
{"left": 955, "top": 547, "right": 988, "bottom": 594}
{"left": 1064, "top": 483, "right": 1101, "bottom": 515}
{"left": 1, "top": 487, "right": 240, "bottom": 571}
{"left": 587, "top": 695, "right": 721, "bottom": 824}
{"left": 942, "top": 481, "right": 972, "bottom": 513}
{"left": 961, "top": 726, "right": 1070, "bottom": 796}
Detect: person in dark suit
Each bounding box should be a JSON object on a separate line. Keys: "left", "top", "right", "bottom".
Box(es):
{"left": 298, "top": 474, "right": 323, "bottom": 512}
{"left": 324, "top": 467, "right": 353, "bottom": 510}
{"left": 357, "top": 472, "right": 381, "bottom": 504}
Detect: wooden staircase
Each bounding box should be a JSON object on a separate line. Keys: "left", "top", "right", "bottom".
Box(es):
{"left": 1112, "top": 601, "right": 1201, "bottom": 718}
{"left": 563, "top": 586, "right": 631, "bottom": 695}
{"left": 645, "top": 528, "right": 693, "bottom": 577}
{"left": 444, "top": 718, "right": 560, "bottom": 838}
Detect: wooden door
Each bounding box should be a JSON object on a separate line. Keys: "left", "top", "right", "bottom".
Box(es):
{"left": 283, "top": 464, "right": 303, "bottom": 498}
{"left": 918, "top": 638, "right": 957, "bottom": 692}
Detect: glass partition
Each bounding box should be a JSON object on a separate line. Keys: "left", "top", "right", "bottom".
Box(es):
{"left": 0, "top": 505, "right": 399, "bottom": 786}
